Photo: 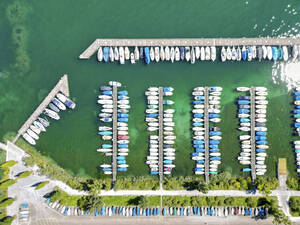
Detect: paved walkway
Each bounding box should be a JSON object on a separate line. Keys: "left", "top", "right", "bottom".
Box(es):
{"left": 3, "top": 141, "right": 300, "bottom": 224}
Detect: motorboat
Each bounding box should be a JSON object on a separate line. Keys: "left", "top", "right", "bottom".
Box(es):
{"left": 256, "top": 91, "right": 268, "bottom": 96}
{"left": 100, "top": 118, "right": 112, "bottom": 122}
{"left": 98, "top": 126, "right": 112, "bottom": 131}
{"left": 134, "top": 47, "right": 139, "bottom": 61}
{"left": 154, "top": 47, "right": 160, "bottom": 62}
{"left": 109, "top": 47, "right": 114, "bottom": 62}
{"left": 30, "top": 125, "right": 41, "bottom": 135}
{"left": 118, "top": 105, "right": 130, "bottom": 109}
{"left": 252, "top": 46, "right": 257, "bottom": 59}
{"left": 124, "top": 47, "right": 130, "bottom": 60}
{"left": 56, "top": 93, "right": 76, "bottom": 109}
{"left": 165, "top": 46, "right": 170, "bottom": 61}
{"left": 237, "top": 46, "right": 242, "bottom": 61}
{"left": 98, "top": 99, "right": 113, "bottom": 105}
{"left": 98, "top": 95, "right": 112, "bottom": 100}
{"left": 247, "top": 46, "right": 252, "bottom": 61}
{"left": 170, "top": 47, "right": 175, "bottom": 63}
{"left": 27, "top": 128, "right": 39, "bottom": 140}
{"left": 103, "top": 47, "right": 109, "bottom": 62}
{"left": 119, "top": 47, "right": 125, "bottom": 64}
{"left": 97, "top": 149, "right": 112, "bottom": 153}
{"left": 292, "top": 45, "right": 299, "bottom": 60}
{"left": 185, "top": 47, "right": 191, "bottom": 61}
{"left": 239, "top": 127, "right": 250, "bottom": 132}
{"left": 191, "top": 47, "right": 195, "bottom": 64}
{"left": 282, "top": 46, "right": 288, "bottom": 61}
{"left": 257, "top": 46, "right": 262, "bottom": 61}
{"left": 145, "top": 91, "right": 158, "bottom": 96}
{"left": 160, "top": 46, "right": 165, "bottom": 61}
{"left": 113, "top": 47, "right": 119, "bottom": 61}
{"left": 242, "top": 46, "right": 247, "bottom": 61}
{"left": 34, "top": 120, "right": 46, "bottom": 131}
{"left": 102, "top": 109, "right": 113, "bottom": 113}
{"left": 175, "top": 47, "right": 180, "bottom": 61}
{"left": 211, "top": 46, "right": 216, "bottom": 61}
{"left": 200, "top": 47, "right": 205, "bottom": 61}
{"left": 23, "top": 133, "right": 36, "bottom": 145}
{"left": 221, "top": 47, "right": 226, "bottom": 62}
{"left": 272, "top": 47, "right": 279, "bottom": 61}
{"left": 180, "top": 47, "right": 185, "bottom": 60}
{"left": 44, "top": 108, "right": 60, "bottom": 120}
{"left": 195, "top": 47, "right": 200, "bottom": 59}
{"left": 237, "top": 87, "right": 250, "bottom": 92}
{"left": 148, "top": 127, "right": 159, "bottom": 131}
{"left": 97, "top": 47, "right": 103, "bottom": 62}
{"left": 205, "top": 46, "right": 210, "bottom": 60}
{"left": 164, "top": 109, "right": 175, "bottom": 113}
{"left": 130, "top": 52, "right": 135, "bottom": 64}
{"left": 255, "top": 96, "right": 266, "bottom": 100}
{"left": 49, "top": 102, "right": 60, "bottom": 113}
{"left": 231, "top": 47, "right": 237, "bottom": 60}
{"left": 267, "top": 46, "right": 272, "bottom": 60}
{"left": 150, "top": 47, "right": 155, "bottom": 61}
{"left": 52, "top": 98, "right": 66, "bottom": 110}
{"left": 226, "top": 47, "right": 232, "bottom": 60}
{"left": 262, "top": 45, "right": 267, "bottom": 59}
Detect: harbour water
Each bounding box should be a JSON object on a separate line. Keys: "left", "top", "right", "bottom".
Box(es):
{"left": 0, "top": 0, "right": 299, "bottom": 178}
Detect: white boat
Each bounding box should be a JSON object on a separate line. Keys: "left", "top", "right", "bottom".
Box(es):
{"left": 237, "top": 46, "right": 242, "bottom": 61}
{"left": 164, "top": 127, "right": 173, "bottom": 131}
{"left": 194, "top": 105, "right": 204, "bottom": 109}
{"left": 150, "top": 47, "right": 154, "bottom": 61}
{"left": 118, "top": 131, "right": 128, "bottom": 135}
{"left": 164, "top": 131, "right": 174, "bottom": 136}
{"left": 200, "top": 47, "right": 205, "bottom": 61}
{"left": 256, "top": 100, "right": 268, "bottom": 105}
{"left": 130, "top": 52, "right": 135, "bottom": 64}
{"left": 114, "top": 47, "right": 119, "bottom": 61}
{"left": 160, "top": 46, "right": 165, "bottom": 61}
{"left": 118, "top": 100, "right": 129, "bottom": 105}
{"left": 134, "top": 47, "right": 139, "bottom": 61}
{"left": 145, "top": 91, "right": 158, "bottom": 96}
{"left": 240, "top": 160, "right": 251, "bottom": 165}
{"left": 164, "top": 140, "right": 174, "bottom": 145}
{"left": 239, "top": 135, "right": 250, "bottom": 140}
{"left": 164, "top": 164, "right": 175, "bottom": 168}
{"left": 98, "top": 100, "right": 113, "bottom": 105}
{"left": 205, "top": 46, "right": 211, "bottom": 60}
{"left": 282, "top": 46, "right": 288, "bottom": 61}
{"left": 252, "top": 46, "right": 257, "bottom": 59}
{"left": 98, "top": 95, "right": 112, "bottom": 99}
{"left": 27, "top": 128, "right": 39, "bottom": 140}
{"left": 165, "top": 46, "right": 170, "bottom": 61}
{"left": 185, "top": 47, "right": 190, "bottom": 61}
{"left": 164, "top": 113, "right": 173, "bottom": 118}
{"left": 257, "top": 152, "right": 267, "bottom": 157}
{"left": 146, "top": 109, "right": 158, "bottom": 113}
{"left": 239, "top": 127, "right": 250, "bottom": 132}
{"left": 191, "top": 47, "right": 195, "bottom": 64}
{"left": 209, "top": 100, "right": 220, "bottom": 105}
{"left": 52, "top": 98, "right": 66, "bottom": 110}
{"left": 255, "top": 96, "right": 266, "bottom": 100}
{"left": 147, "top": 96, "right": 158, "bottom": 100}
{"left": 146, "top": 118, "right": 158, "bottom": 122}
{"left": 192, "top": 91, "right": 204, "bottom": 96}
{"left": 193, "top": 118, "right": 204, "bottom": 122}
{"left": 255, "top": 87, "right": 267, "bottom": 92}
{"left": 117, "top": 122, "right": 127, "bottom": 127}
{"left": 100, "top": 164, "right": 111, "bottom": 168}
{"left": 34, "top": 121, "right": 46, "bottom": 132}
{"left": 118, "top": 140, "right": 129, "bottom": 144}
{"left": 211, "top": 46, "right": 216, "bottom": 61}
{"left": 256, "top": 91, "right": 268, "bottom": 96}
{"left": 262, "top": 45, "right": 267, "bottom": 59}
{"left": 210, "top": 152, "right": 221, "bottom": 157}
{"left": 117, "top": 127, "right": 128, "bottom": 131}
{"left": 221, "top": 47, "right": 226, "bottom": 62}
{"left": 193, "top": 109, "right": 204, "bottom": 114}
{"left": 226, "top": 47, "right": 232, "bottom": 60}
{"left": 97, "top": 47, "right": 103, "bottom": 62}
{"left": 256, "top": 118, "right": 267, "bottom": 123}
{"left": 100, "top": 118, "right": 112, "bottom": 122}
{"left": 108, "top": 47, "right": 114, "bottom": 62}
{"left": 256, "top": 105, "right": 267, "bottom": 109}
{"left": 118, "top": 105, "right": 130, "bottom": 109}
{"left": 44, "top": 108, "right": 60, "bottom": 120}
{"left": 118, "top": 148, "right": 129, "bottom": 152}
{"left": 148, "top": 122, "right": 159, "bottom": 127}
{"left": 119, "top": 47, "right": 125, "bottom": 64}
{"left": 124, "top": 47, "right": 130, "bottom": 60}
{"left": 267, "top": 46, "right": 272, "bottom": 60}
{"left": 193, "top": 127, "right": 205, "bottom": 131}
{"left": 210, "top": 160, "right": 221, "bottom": 165}
{"left": 210, "top": 91, "right": 221, "bottom": 96}
{"left": 175, "top": 47, "right": 180, "bottom": 61}
{"left": 210, "top": 136, "right": 222, "bottom": 140}
{"left": 148, "top": 127, "right": 159, "bottom": 131}
{"left": 170, "top": 47, "right": 175, "bottom": 63}
{"left": 257, "top": 145, "right": 269, "bottom": 149}
{"left": 97, "top": 149, "right": 112, "bottom": 153}
{"left": 148, "top": 100, "right": 158, "bottom": 105}
{"left": 238, "top": 113, "right": 250, "bottom": 118}
{"left": 255, "top": 127, "right": 267, "bottom": 132}
{"left": 164, "top": 109, "right": 175, "bottom": 114}
{"left": 192, "top": 156, "right": 204, "bottom": 160}
{"left": 195, "top": 47, "right": 200, "bottom": 59}
{"left": 237, "top": 87, "right": 250, "bottom": 92}
{"left": 30, "top": 125, "right": 41, "bottom": 134}
{"left": 102, "top": 109, "right": 113, "bottom": 113}
{"left": 164, "top": 136, "right": 176, "bottom": 140}
{"left": 98, "top": 126, "right": 112, "bottom": 131}
{"left": 194, "top": 87, "right": 205, "bottom": 91}
{"left": 154, "top": 47, "right": 160, "bottom": 62}
{"left": 210, "top": 118, "right": 221, "bottom": 123}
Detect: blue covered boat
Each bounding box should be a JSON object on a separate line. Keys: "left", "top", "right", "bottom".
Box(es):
{"left": 255, "top": 136, "right": 267, "bottom": 140}
{"left": 209, "top": 131, "right": 222, "bottom": 136}
{"left": 209, "top": 140, "right": 220, "bottom": 145}
{"left": 272, "top": 47, "right": 278, "bottom": 61}
{"left": 240, "top": 118, "right": 250, "bottom": 122}
{"left": 242, "top": 46, "right": 247, "bottom": 61}
{"left": 242, "top": 168, "right": 251, "bottom": 172}
{"left": 102, "top": 90, "right": 112, "bottom": 95}
{"left": 239, "top": 109, "right": 250, "bottom": 113}
{"left": 117, "top": 113, "right": 129, "bottom": 118}
{"left": 195, "top": 148, "right": 205, "bottom": 152}
{"left": 193, "top": 140, "right": 204, "bottom": 144}
{"left": 256, "top": 131, "right": 267, "bottom": 136}
{"left": 144, "top": 47, "right": 150, "bottom": 64}
{"left": 194, "top": 113, "right": 204, "bottom": 118}
{"left": 118, "top": 91, "right": 128, "bottom": 95}
{"left": 256, "top": 140, "right": 268, "bottom": 145}
{"left": 194, "top": 96, "right": 205, "bottom": 100}
{"left": 237, "top": 100, "right": 250, "bottom": 104}
{"left": 180, "top": 47, "right": 185, "bottom": 60}
{"left": 98, "top": 131, "right": 112, "bottom": 135}
{"left": 102, "top": 144, "right": 112, "bottom": 148}
{"left": 193, "top": 100, "right": 204, "bottom": 104}
{"left": 118, "top": 144, "right": 128, "bottom": 148}
{"left": 209, "top": 113, "right": 220, "bottom": 118}
{"left": 118, "top": 118, "right": 128, "bottom": 122}
{"left": 210, "top": 156, "right": 221, "bottom": 160}
{"left": 103, "top": 47, "right": 109, "bottom": 62}
{"left": 147, "top": 113, "right": 158, "bottom": 118}
{"left": 256, "top": 149, "right": 266, "bottom": 153}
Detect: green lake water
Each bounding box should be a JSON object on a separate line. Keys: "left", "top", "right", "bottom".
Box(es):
{"left": 0, "top": 0, "right": 299, "bottom": 178}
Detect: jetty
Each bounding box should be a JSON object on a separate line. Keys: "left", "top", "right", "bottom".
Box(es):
{"left": 204, "top": 87, "right": 209, "bottom": 183}
{"left": 158, "top": 87, "right": 164, "bottom": 187}
{"left": 79, "top": 38, "right": 300, "bottom": 59}
{"left": 250, "top": 87, "right": 256, "bottom": 182}
{"left": 112, "top": 85, "right": 118, "bottom": 186}
{"left": 13, "top": 75, "right": 70, "bottom": 143}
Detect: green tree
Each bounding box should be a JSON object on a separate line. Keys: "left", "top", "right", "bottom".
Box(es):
{"left": 78, "top": 195, "right": 103, "bottom": 212}
{"left": 272, "top": 210, "right": 291, "bottom": 225}
{"left": 246, "top": 197, "right": 257, "bottom": 208}
{"left": 17, "top": 171, "right": 31, "bottom": 179}
{"left": 88, "top": 180, "right": 105, "bottom": 196}
{"left": 136, "top": 196, "right": 149, "bottom": 208}
{"left": 196, "top": 181, "right": 209, "bottom": 194}
{"left": 0, "top": 198, "right": 15, "bottom": 208}
{"left": 0, "top": 179, "right": 16, "bottom": 189}
{"left": 1, "top": 160, "right": 17, "bottom": 168}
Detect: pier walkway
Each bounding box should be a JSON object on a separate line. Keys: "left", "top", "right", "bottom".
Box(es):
{"left": 13, "top": 75, "right": 70, "bottom": 143}
{"left": 204, "top": 87, "right": 209, "bottom": 183}
{"left": 112, "top": 86, "right": 118, "bottom": 186}
{"left": 158, "top": 87, "right": 163, "bottom": 187}
{"left": 79, "top": 38, "right": 300, "bottom": 59}
{"left": 250, "top": 87, "right": 256, "bottom": 182}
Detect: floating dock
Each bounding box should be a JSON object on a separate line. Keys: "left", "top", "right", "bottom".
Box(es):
{"left": 204, "top": 87, "right": 209, "bottom": 183}
{"left": 158, "top": 87, "right": 164, "bottom": 186}
{"left": 250, "top": 87, "right": 256, "bottom": 182}
{"left": 79, "top": 38, "right": 300, "bottom": 59}
{"left": 13, "top": 75, "right": 70, "bottom": 143}
{"left": 112, "top": 85, "right": 118, "bottom": 185}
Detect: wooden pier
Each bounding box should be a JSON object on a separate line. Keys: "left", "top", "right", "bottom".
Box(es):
{"left": 158, "top": 87, "right": 164, "bottom": 186}
{"left": 79, "top": 37, "right": 300, "bottom": 59}
{"left": 13, "top": 75, "right": 70, "bottom": 143}
{"left": 204, "top": 87, "right": 210, "bottom": 183}
{"left": 112, "top": 86, "right": 118, "bottom": 185}
{"left": 250, "top": 87, "right": 256, "bottom": 182}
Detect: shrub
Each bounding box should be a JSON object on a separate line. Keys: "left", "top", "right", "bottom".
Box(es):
{"left": 16, "top": 171, "right": 31, "bottom": 179}
{"left": 0, "top": 216, "right": 16, "bottom": 225}
{"left": 35, "top": 181, "right": 49, "bottom": 190}
{"left": 0, "top": 180, "right": 16, "bottom": 189}
{"left": 1, "top": 161, "right": 17, "bottom": 168}
{"left": 289, "top": 197, "right": 300, "bottom": 217}
{"left": 0, "top": 198, "right": 15, "bottom": 208}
